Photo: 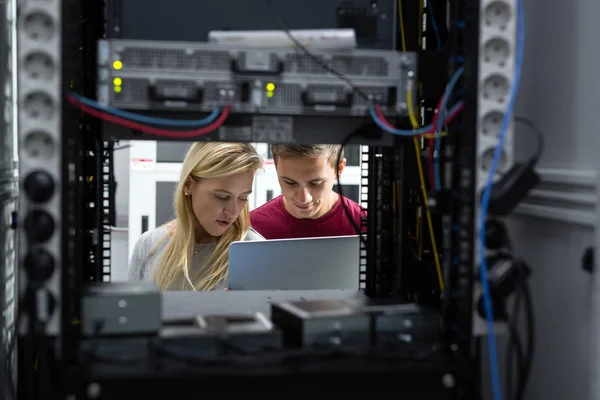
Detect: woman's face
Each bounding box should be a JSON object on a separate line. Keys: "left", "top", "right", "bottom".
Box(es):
{"left": 184, "top": 171, "right": 255, "bottom": 239}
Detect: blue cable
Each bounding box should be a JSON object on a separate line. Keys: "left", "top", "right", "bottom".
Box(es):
{"left": 369, "top": 107, "right": 432, "bottom": 136}
{"left": 479, "top": 2, "right": 525, "bottom": 400}
{"left": 369, "top": 102, "right": 463, "bottom": 137}
{"left": 427, "top": 0, "right": 442, "bottom": 51}
{"left": 70, "top": 93, "right": 222, "bottom": 126}
{"left": 434, "top": 67, "right": 464, "bottom": 190}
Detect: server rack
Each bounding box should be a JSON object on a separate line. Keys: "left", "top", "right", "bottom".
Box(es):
{"left": 13, "top": 0, "right": 484, "bottom": 398}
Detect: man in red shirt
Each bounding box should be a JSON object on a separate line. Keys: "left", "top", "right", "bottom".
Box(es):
{"left": 250, "top": 144, "right": 366, "bottom": 239}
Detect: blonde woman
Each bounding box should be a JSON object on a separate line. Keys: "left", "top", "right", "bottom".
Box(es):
{"left": 128, "top": 142, "right": 264, "bottom": 291}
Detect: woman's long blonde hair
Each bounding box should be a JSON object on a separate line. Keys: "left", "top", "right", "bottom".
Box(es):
{"left": 152, "top": 142, "right": 262, "bottom": 291}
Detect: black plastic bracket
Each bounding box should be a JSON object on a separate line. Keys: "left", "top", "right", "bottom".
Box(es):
{"left": 582, "top": 247, "right": 594, "bottom": 274}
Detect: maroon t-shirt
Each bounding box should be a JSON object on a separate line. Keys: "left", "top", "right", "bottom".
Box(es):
{"left": 250, "top": 195, "right": 366, "bottom": 240}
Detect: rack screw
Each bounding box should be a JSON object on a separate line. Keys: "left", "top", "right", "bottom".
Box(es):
{"left": 442, "top": 373, "right": 456, "bottom": 388}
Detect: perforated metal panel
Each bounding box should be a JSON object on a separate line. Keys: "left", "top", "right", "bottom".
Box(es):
{"left": 0, "top": 180, "right": 17, "bottom": 389}
{"left": 1, "top": 0, "right": 18, "bottom": 389}
{"left": 117, "top": 48, "right": 391, "bottom": 77}
{"left": 97, "top": 40, "right": 416, "bottom": 118}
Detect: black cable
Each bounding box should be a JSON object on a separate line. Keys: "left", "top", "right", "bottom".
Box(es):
{"left": 503, "top": 279, "right": 535, "bottom": 400}
{"left": 265, "top": 0, "right": 373, "bottom": 244}
{"left": 515, "top": 281, "right": 534, "bottom": 400}
{"left": 266, "top": 0, "right": 372, "bottom": 103}
{"left": 505, "top": 291, "right": 523, "bottom": 400}
{"left": 513, "top": 116, "right": 544, "bottom": 166}
{"left": 506, "top": 318, "right": 525, "bottom": 400}
{"left": 113, "top": 144, "right": 131, "bottom": 152}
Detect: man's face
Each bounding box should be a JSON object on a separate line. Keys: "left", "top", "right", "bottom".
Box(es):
{"left": 275, "top": 156, "right": 345, "bottom": 219}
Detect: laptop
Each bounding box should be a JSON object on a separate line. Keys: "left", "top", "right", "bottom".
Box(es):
{"left": 227, "top": 235, "right": 361, "bottom": 290}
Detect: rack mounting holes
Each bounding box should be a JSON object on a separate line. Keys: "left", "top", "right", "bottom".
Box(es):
{"left": 482, "top": 111, "right": 504, "bottom": 137}
{"left": 485, "top": 1, "right": 511, "bottom": 30}
{"left": 24, "top": 92, "right": 55, "bottom": 120}
{"left": 484, "top": 38, "right": 510, "bottom": 66}
{"left": 24, "top": 52, "right": 54, "bottom": 80}
{"left": 23, "top": 131, "right": 55, "bottom": 160}
{"left": 481, "top": 147, "right": 508, "bottom": 173}
{"left": 483, "top": 74, "right": 509, "bottom": 103}
{"left": 23, "top": 12, "right": 55, "bottom": 41}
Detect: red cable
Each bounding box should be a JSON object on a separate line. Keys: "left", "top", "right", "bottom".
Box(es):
{"left": 430, "top": 95, "right": 446, "bottom": 129}
{"left": 441, "top": 104, "right": 463, "bottom": 124}
{"left": 68, "top": 94, "right": 462, "bottom": 191}
{"left": 373, "top": 104, "right": 463, "bottom": 134}
{"left": 66, "top": 95, "right": 230, "bottom": 138}
{"left": 374, "top": 106, "right": 437, "bottom": 186}
{"left": 374, "top": 104, "right": 464, "bottom": 189}
{"left": 374, "top": 107, "right": 396, "bottom": 130}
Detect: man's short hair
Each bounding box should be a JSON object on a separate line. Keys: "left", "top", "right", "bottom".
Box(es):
{"left": 270, "top": 144, "right": 343, "bottom": 168}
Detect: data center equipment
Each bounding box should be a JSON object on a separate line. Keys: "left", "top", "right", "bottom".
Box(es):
{"left": 96, "top": 39, "right": 415, "bottom": 118}
{"left": 105, "top": 0, "right": 397, "bottom": 50}
{"left": 227, "top": 235, "right": 360, "bottom": 291}
{"left": 6, "top": 0, "right": 529, "bottom": 398}
{"left": 82, "top": 282, "right": 162, "bottom": 337}
{"left": 176, "top": 312, "right": 282, "bottom": 355}
{"left": 93, "top": 40, "right": 415, "bottom": 145}
{"left": 78, "top": 285, "right": 465, "bottom": 397}
{"left": 270, "top": 298, "right": 440, "bottom": 349}
{"left": 81, "top": 294, "right": 284, "bottom": 369}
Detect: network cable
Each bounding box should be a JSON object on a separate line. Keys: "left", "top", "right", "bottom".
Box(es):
{"left": 433, "top": 67, "right": 464, "bottom": 190}
{"left": 479, "top": 1, "right": 526, "bottom": 400}
{"left": 369, "top": 100, "right": 463, "bottom": 137}
{"left": 271, "top": 0, "right": 456, "bottom": 140}
{"left": 69, "top": 93, "right": 222, "bottom": 126}
{"left": 376, "top": 92, "right": 445, "bottom": 293}
{"left": 67, "top": 95, "right": 230, "bottom": 139}
{"left": 426, "top": 0, "right": 442, "bottom": 51}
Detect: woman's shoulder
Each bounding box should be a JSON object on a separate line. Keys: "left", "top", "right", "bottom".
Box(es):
{"left": 132, "top": 225, "right": 171, "bottom": 257}
{"left": 244, "top": 227, "right": 265, "bottom": 241}
{"left": 138, "top": 225, "right": 169, "bottom": 245}
{"left": 129, "top": 226, "right": 169, "bottom": 281}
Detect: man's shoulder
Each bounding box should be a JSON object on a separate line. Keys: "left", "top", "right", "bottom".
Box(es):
{"left": 250, "top": 196, "right": 282, "bottom": 218}
{"left": 341, "top": 196, "right": 367, "bottom": 215}
{"left": 250, "top": 197, "right": 290, "bottom": 239}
